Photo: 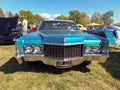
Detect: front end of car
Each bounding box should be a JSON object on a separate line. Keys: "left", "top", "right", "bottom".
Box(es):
{"left": 15, "top": 20, "right": 109, "bottom": 68}
{"left": 15, "top": 32, "right": 109, "bottom": 68}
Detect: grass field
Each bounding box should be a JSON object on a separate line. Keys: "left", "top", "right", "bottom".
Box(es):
{"left": 0, "top": 45, "right": 120, "bottom": 90}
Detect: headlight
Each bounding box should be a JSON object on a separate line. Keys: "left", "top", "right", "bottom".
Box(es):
{"left": 84, "top": 46, "right": 101, "bottom": 54}
{"left": 85, "top": 46, "right": 92, "bottom": 54}
{"left": 24, "top": 46, "right": 42, "bottom": 54}
{"left": 34, "top": 46, "right": 41, "bottom": 54}
{"left": 25, "top": 46, "right": 33, "bottom": 53}
{"left": 92, "top": 46, "right": 100, "bottom": 53}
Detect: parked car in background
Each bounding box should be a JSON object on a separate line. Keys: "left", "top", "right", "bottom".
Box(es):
{"left": 15, "top": 20, "right": 109, "bottom": 68}
{"left": 86, "top": 25, "right": 120, "bottom": 38}
{"left": 77, "top": 24, "right": 87, "bottom": 32}
{"left": 0, "top": 16, "right": 22, "bottom": 43}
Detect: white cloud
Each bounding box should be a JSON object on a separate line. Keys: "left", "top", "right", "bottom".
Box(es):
{"left": 40, "top": 13, "right": 52, "bottom": 20}
{"left": 40, "top": 13, "right": 61, "bottom": 20}
{"left": 53, "top": 14, "right": 61, "bottom": 18}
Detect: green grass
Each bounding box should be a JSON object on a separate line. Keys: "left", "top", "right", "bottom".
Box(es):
{"left": 0, "top": 45, "right": 120, "bottom": 90}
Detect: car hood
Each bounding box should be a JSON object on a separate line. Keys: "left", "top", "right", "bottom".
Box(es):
{"left": 0, "top": 16, "right": 18, "bottom": 36}
{"left": 38, "top": 32, "right": 101, "bottom": 45}
{"left": 16, "top": 32, "right": 102, "bottom": 49}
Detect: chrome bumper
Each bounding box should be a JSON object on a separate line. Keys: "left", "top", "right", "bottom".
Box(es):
{"left": 15, "top": 54, "right": 108, "bottom": 68}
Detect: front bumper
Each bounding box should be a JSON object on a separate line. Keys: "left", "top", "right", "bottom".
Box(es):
{"left": 15, "top": 54, "right": 108, "bottom": 68}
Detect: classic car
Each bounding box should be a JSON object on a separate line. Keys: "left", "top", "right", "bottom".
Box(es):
{"left": 15, "top": 20, "right": 109, "bottom": 68}
{"left": 87, "top": 25, "right": 120, "bottom": 38}
{"left": 0, "top": 16, "right": 22, "bottom": 43}
{"left": 77, "top": 24, "right": 87, "bottom": 32}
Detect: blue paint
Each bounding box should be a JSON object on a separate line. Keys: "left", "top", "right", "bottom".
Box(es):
{"left": 16, "top": 32, "right": 42, "bottom": 49}
{"left": 16, "top": 31, "right": 104, "bottom": 49}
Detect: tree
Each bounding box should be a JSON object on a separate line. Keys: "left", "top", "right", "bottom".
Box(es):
{"left": 102, "top": 11, "right": 114, "bottom": 25}
{"left": 19, "top": 10, "right": 34, "bottom": 24}
{"left": 69, "top": 10, "right": 81, "bottom": 23}
{"left": 34, "top": 14, "right": 44, "bottom": 25}
{"left": 90, "top": 12, "right": 102, "bottom": 24}
{"left": 55, "top": 15, "right": 68, "bottom": 20}
{"left": 79, "top": 12, "right": 89, "bottom": 26}
{"left": 68, "top": 10, "right": 89, "bottom": 26}
{"left": 0, "top": 8, "right": 4, "bottom": 17}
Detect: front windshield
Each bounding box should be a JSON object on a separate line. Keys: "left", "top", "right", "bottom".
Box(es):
{"left": 38, "top": 21, "right": 78, "bottom": 30}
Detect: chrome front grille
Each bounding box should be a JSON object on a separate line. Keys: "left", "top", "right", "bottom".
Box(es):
{"left": 44, "top": 44, "right": 83, "bottom": 60}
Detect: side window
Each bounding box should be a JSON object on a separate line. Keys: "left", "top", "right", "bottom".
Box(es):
{"left": 88, "top": 32, "right": 106, "bottom": 38}
{"left": 97, "top": 32, "right": 106, "bottom": 38}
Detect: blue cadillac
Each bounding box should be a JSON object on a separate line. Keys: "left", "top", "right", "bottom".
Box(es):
{"left": 15, "top": 20, "right": 109, "bottom": 68}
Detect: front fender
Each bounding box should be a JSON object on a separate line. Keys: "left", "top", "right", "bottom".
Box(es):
{"left": 16, "top": 32, "right": 42, "bottom": 49}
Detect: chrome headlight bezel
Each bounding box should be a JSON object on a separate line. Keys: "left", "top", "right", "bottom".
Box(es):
{"left": 24, "top": 45, "right": 42, "bottom": 54}
{"left": 84, "top": 46, "right": 101, "bottom": 54}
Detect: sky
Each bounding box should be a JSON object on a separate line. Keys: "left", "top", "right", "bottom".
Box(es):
{"left": 0, "top": 0, "right": 120, "bottom": 23}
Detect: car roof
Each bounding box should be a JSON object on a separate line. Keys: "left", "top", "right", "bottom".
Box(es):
{"left": 42, "top": 20, "right": 74, "bottom": 22}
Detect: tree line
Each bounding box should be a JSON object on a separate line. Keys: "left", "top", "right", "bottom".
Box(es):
{"left": 0, "top": 8, "right": 44, "bottom": 25}
{"left": 0, "top": 8, "right": 114, "bottom": 26}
